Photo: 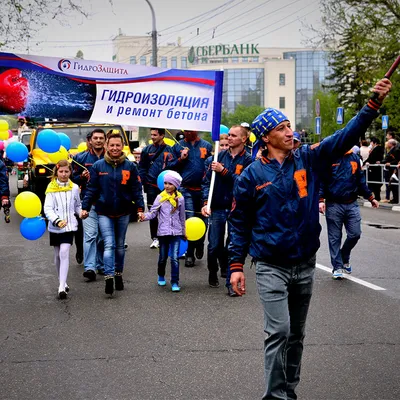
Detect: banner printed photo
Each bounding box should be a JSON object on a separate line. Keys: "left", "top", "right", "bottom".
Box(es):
{"left": 0, "top": 52, "right": 223, "bottom": 132}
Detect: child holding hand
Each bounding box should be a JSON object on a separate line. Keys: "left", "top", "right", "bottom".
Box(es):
{"left": 44, "top": 160, "right": 81, "bottom": 299}
{"left": 140, "top": 171, "right": 186, "bottom": 292}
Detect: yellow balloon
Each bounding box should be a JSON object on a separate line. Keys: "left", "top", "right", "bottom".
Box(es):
{"left": 164, "top": 138, "right": 175, "bottom": 146}
{"left": 15, "top": 191, "right": 42, "bottom": 218}
{"left": 0, "top": 120, "right": 9, "bottom": 131}
{"left": 249, "top": 132, "right": 256, "bottom": 143}
{"left": 77, "top": 142, "right": 87, "bottom": 152}
{"left": 0, "top": 131, "right": 8, "bottom": 140}
{"left": 185, "top": 217, "right": 206, "bottom": 241}
{"left": 149, "top": 139, "right": 153, "bottom": 144}
{"left": 47, "top": 146, "right": 69, "bottom": 163}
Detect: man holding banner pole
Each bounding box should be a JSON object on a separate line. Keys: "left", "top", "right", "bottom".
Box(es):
{"left": 228, "top": 78, "right": 392, "bottom": 399}
{"left": 168, "top": 131, "right": 212, "bottom": 268}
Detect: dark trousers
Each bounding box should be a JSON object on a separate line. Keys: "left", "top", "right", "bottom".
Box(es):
{"left": 146, "top": 185, "right": 161, "bottom": 239}
{"left": 74, "top": 217, "right": 84, "bottom": 258}
{"left": 180, "top": 187, "right": 207, "bottom": 258}
{"left": 207, "top": 209, "right": 229, "bottom": 276}
{"left": 158, "top": 236, "right": 180, "bottom": 283}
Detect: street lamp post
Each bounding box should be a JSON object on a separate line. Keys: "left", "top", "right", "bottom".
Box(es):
{"left": 144, "top": 0, "right": 157, "bottom": 67}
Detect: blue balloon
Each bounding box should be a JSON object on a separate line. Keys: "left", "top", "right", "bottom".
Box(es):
{"left": 220, "top": 124, "right": 229, "bottom": 134}
{"left": 157, "top": 170, "right": 171, "bottom": 191}
{"left": 58, "top": 132, "right": 71, "bottom": 151}
{"left": 169, "top": 238, "right": 188, "bottom": 258}
{"left": 6, "top": 142, "right": 29, "bottom": 162}
{"left": 37, "top": 129, "right": 61, "bottom": 153}
{"left": 20, "top": 217, "right": 46, "bottom": 241}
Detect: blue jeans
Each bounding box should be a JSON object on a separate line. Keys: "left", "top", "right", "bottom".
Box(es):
{"left": 180, "top": 187, "right": 207, "bottom": 258}
{"left": 83, "top": 206, "right": 104, "bottom": 272}
{"left": 146, "top": 185, "right": 161, "bottom": 239}
{"left": 158, "top": 235, "right": 180, "bottom": 283}
{"left": 256, "top": 256, "right": 315, "bottom": 400}
{"left": 207, "top": 208, "right": 229, "bottom": 276}
{"left": 325, "top": 201, "right": 361, "bottom": 270}
{"left": 98, "top": 214, "right": 130, "bottom": 276}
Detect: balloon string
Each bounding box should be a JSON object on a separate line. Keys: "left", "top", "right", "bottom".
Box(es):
{"left": 70, "top": 158, "right": 88, "bottom": 171}
{"left": 165, "top": 129, "right": 180, "bottom": 145}
{"left": 28, "top": 157, "right": 54, "bottom": 173}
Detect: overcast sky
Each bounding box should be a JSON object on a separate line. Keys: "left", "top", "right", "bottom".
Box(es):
{"left": 11, "top": 0, "right": 322, "bottom": 62}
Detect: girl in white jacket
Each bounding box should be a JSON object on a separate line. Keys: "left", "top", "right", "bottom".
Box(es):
{"left": 44, "top": 159, "right": 81, "bottom": 299}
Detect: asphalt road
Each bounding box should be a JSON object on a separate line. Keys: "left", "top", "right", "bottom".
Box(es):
{"left": 0, "top": 176, "right": 399, "bottom": 400}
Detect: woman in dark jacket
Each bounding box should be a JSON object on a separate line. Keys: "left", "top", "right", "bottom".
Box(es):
{"left": 365, "top": 137, "right": 384, "bottom": 200}
{"left": 81, "top": 132, "right": 144, "bottom": 296}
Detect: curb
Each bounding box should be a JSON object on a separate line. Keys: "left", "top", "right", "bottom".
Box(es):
{"left": 359, "top": 200, "right": 400, "bottom": 212}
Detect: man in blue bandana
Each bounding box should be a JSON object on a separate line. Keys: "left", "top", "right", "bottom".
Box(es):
{"left": 228, "top": 79, "right": 392, "bottom": 400}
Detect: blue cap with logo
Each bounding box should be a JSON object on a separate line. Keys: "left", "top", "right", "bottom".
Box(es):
{"left": 293, "top": 131, "right": 301, "bottom": 142}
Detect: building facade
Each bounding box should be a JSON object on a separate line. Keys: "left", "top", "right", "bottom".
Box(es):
{"left": 112, "top": 35, "right": 331, "bottom": 130}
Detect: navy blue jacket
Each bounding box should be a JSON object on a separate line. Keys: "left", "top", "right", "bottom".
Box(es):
{"left": 228, "top": 102, "right": 381, "bottom": 272}
{"left": 168, "top": 138, "right": 212, "bottom": 189}
{"left": 82, "top": 156, "right": 144, "bottom": 217}
{"left": 72, "top": 149, "right": 105, "bottom": 198}
{"left": 202, "top": 149, "right": 252, "bottom": 210}
{"left": 319, "top": 151, "right": 374, "bottom": 203}
{"left": 0, "top": 160, "right": 10, "bottom": 200}
{"left": 138, "top": 143, "right": 174, "bottom": 188}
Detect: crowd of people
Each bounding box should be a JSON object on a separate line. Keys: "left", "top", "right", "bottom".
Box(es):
{"left": 0, "top": 78, "right": 393, "bottom": 400}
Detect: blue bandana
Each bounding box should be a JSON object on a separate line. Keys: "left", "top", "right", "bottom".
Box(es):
{"left": 250, "top": 108, "right": 289, "bottom": 161}
{"left": 251, "top": 108, "right": 289, "bottom": 139}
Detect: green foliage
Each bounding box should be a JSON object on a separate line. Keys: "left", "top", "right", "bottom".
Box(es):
{"left": 221, "top": 104, "right": 265, "bottom": 128}
{"left": 75, "top": 50, "right": 84, "bottom": 60}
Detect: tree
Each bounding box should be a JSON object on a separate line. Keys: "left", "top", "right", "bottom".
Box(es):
{"left": 75, "top": 50, "right": 84, "bottom": 59}
{"left": 0, "top": 1, "right": 112, "bottom": 50}
{"left": 221, "top": 104, "right": 265, "bottom": 128}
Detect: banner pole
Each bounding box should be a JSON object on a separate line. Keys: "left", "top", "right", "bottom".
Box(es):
{"left": 206, "top": 141, "right": 219, "bottom": 214}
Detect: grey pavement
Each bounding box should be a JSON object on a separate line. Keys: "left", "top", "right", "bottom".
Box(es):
{"left": 0, "top": 176, "right": 399, "bottom": 400}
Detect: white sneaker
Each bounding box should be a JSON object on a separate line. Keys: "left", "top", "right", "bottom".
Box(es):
{"left": 332, "top": 269, "right": 344, "bottom": 280}
{"left": 150, "top": 238, "right": 159, "bottom": 249}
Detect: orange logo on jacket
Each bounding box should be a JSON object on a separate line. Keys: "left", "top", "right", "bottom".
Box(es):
{"left": 121, "top": 170, "right": 130, "bottom": 185}
{"left": 294, "top": 169, "right": 308, "bottom": 198}
{"left": 199, "top": 147, "right": 208, "bottom": 159}
{"left": 350, "top": 161, "right": 358, "bottom": 174}
{"left": 235, "top": 164, "right": 244, "bottom": 175}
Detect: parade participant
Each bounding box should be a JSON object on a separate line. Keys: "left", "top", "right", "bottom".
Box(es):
{"left": 228, "top": 79, "right": 391, "bottom": 400}
{"left": 140, "top": 171, "right": 185, "bottom": 292}
{"left": 0, "top": 159, "right": 11, "bottom": 222}
{"left": 201, "top": 126, "right": 251, "bottom": 294}
{"left": 293, "top": 131, "right": 301, "bottom": 149}
{"left": 169, "top": 130, "right": 212, "bottom": 268}
{"left": 72, "top": 128, "right": 106, "bottom": 280}
{"left": 81, "top": 132, "right": 144, "bottom": 296}
{"left": 138, "top": 128, "right": 174, "bottom": 249}
{"left": 43, "top": 160, "right": 82, "bottom": 300}
{"left": 17, "top": 116, "right": 29, "bottom": 139}
{"left": 381, "top": 139, "right": 400, "bottom": 203}
{"left": 365, "top": 137, "right": 384, "bottom": 200}
{"left": 319, "top": 147, "right": 379, "bottom": 279}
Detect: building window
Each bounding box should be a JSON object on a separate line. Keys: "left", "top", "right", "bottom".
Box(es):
{"left": 181, "top": 56, "right": 187, "bottom": 68}
{"left": 171, "top": 56, "right": 177, "bottom": 68}
{"left": 252, "top": 57, "right": 259, "bottom": 62}
{"left": 279, "top": 97, "right": 286, "bottom": 109}
{"left": 140, "top": 56, "right": 146, "bottom": 65}
{"left": 161, "top": 57, "right": 167, "bottom": 68}
{"left": 223, "top": 57, "right": 229, "bottom": 63}
{"left": 201, "top": 58, "right": 208, "bottom": 64}
{"left": 279, "top": 73, "right": 286, "bottom": 86}
{"left": 242, "top": 57, "right": 248, "bottom": 63}
{"left": 129, "top": 56, "right": 136, "bottom": 64}
{"left": 232, "top": 57, "right": 239, "bottom": 63}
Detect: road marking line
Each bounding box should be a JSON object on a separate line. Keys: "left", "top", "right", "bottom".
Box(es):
{"left": 316, "top": 263, "right": 386, "bottom": 291}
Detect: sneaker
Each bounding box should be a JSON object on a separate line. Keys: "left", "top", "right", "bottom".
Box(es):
{"left": 75, "top": 252, "right": 83, "bottom": 265}
{"left": 184, "top": 256, "right": 195, "bottom": 268}
{"left": 150, "top": 238, "right": 159, "bottom": 249}
{"left": 171, "top": 282, "right": 181, "bottom": 292}
{"left": 124, "top": 242, "right": 128, "bottom": 249}
{"left": 83, "top": 269, "right": 96, "bottom": 282}
{"left": 58, "top": 290, "right": 67, "bottom": 300}
{"left": 227, "top": 285, "right": 238, "bottom": 297}
{"left": 64, "top": 284, "right": 70, "bottom": 293}
{"left": 332, "top": 269, "right": 344, "bottom": 280}
{"left": 115, "top": 273, "right": 124, "bottom": 291}
{"left": 343, "top": 263, "right": 352, "bottom": 274}
{"left": 158, "top": 276, "right": 166, "bottom": 286}
{"left": 105, "top": 276, "right": 114, "bottom": 295}
{"left": 208, "top": 272, "right": 219, "bottom": 288}
{"left": 195, "top": 244, "right": 204, "bottom": 260}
